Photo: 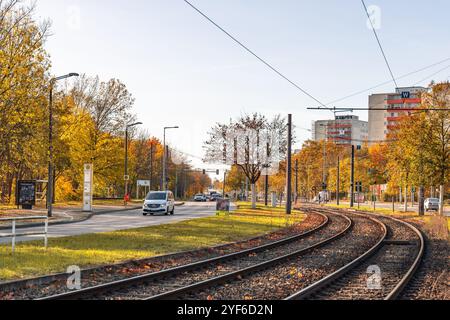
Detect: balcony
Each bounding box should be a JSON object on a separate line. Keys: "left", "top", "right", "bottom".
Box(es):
{"left": 386, "top": 98, "right": 421, "bottom": 105}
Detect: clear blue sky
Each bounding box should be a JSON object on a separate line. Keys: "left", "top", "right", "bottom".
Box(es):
{"left": 35, "top": 0, "right": 450, "bottom": 168}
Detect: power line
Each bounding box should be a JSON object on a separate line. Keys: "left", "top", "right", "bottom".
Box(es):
{"left": 325, "top": 57, "right": 450, "bottom": 106}
{"left": 361, "top": 0, "right": 398, "bottom": 88}
{"left": 308, "top": 107, "right": 450, "bottom": 112}
{"left": 412, "top": 64, "right": 450, "bottom": 86}
{"left": 183, "top": 0, "right": 326, "bottom": 107}
{"left": 171, "top": 147, "right": 205, "bottom": 162}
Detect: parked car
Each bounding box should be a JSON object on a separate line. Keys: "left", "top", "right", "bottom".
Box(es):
{"left": 425, "top": 198, "right": 440, "bottom": 212}
{"left": 143, "top": 191, "right": 175, "bottom": 216}
{"left": 194, "top": 194, "right": 207, "bottom": 202}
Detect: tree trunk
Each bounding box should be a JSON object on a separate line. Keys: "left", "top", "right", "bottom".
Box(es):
{"left": 251, "top": 184, "right": 257, "bottom": 209}
{"left": 439, "top": 185, "right": 445, "bottom": 216}
{"left": 404, "top": 186, "right": 408, "bottom": 212}
{"left": 418, "top": 186, "right": 425, "bottom": 216}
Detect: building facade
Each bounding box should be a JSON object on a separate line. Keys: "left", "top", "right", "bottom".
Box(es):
{"left": 312, "top": 115, "right": 369, "bottom": 147}
{"left": 368, "top": 87, "right": 428, "bottom": 144}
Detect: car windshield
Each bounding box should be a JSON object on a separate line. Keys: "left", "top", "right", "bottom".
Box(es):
{"left": 429, "top": 198, "right": 439, "bottom": 202}
{"left": 146, "top": 192, "right": 167, "bottom": 201}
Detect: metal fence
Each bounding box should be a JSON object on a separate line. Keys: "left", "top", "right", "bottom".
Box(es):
{"left": 0, "top": 216, "right": 48, "bottom": 253}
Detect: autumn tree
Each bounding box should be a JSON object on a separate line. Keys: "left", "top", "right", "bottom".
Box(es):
{"left": 0, "top": 0, "right": 50, "bottom": 202}
{"left": 421, "top": 83, "right": 450, "bottom": 215}
{"left": 204, "top": 113, "right": 288, "bottom": 209}
{"left": 67, "top": 75, "right": 136, "bottom": 194}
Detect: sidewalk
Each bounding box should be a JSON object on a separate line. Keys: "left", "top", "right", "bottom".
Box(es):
{"left": 334, "top": 201, "right": 450, "bottom": 217}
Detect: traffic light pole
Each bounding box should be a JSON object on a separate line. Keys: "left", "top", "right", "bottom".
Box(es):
{"left": 264, "top": 174, "right": 269, "bottom": 206}
{"left": 223, "top": 170, "right": 227, "bottom": 198}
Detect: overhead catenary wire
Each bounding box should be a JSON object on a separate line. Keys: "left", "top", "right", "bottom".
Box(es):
{"left": 183, "top": 0, "right": 326, "bottom": 108}
{"left": 412, "top": 64, "right": 450, "bottom": 86}
{"left": 325, "top": 57, "right": 450, "bottom": 106}
{"left": 308, "top": 107, "right": 450, "bottom": 112}
{"left": 361, "top": 0, "right": 398, "bottom": 88}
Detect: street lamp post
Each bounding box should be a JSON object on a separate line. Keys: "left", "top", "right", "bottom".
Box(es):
{"left": 163, "top": 126, "right": 179, "bottom": 191}
{"left": 124, "top": 122, "right": 143, "bottom": 205}
{"left": 47, "top": 73, "right": 79, "bottom": 218}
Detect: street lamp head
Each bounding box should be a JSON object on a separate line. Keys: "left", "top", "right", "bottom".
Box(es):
{"left": 164, "top": 126, "right": 180, "bottom": 130}
{"left": 127, "top": 122, "right": 143, "bottom": 128}
{"left": 54, "top": 73, "right": 80, "bottom": 82}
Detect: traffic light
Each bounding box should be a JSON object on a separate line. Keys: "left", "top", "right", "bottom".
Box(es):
{"left": 202, "top": 169, "right": 206, "bottom": 175}
{"left": 355, "top": 182, "right": 363, "bottom": 193}
{"left": 216, "top": 170, "right": 220, "bottom": 175}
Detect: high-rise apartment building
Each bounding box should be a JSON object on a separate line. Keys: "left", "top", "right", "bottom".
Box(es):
{"left": 368, "top": 87, "right": 428, "bottom": 144}
{"left": 312, "top": 115, "right": 369, "bottom": 147}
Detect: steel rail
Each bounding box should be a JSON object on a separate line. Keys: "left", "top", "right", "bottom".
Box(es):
{"left": 383, "top": 216, "right": 425, "bottom": 300}
{"left": 144, "top": 212, "right": 354, "bottom": 300}
{"left": 286, "top": 208, "right": 424, "bottom": 301}
{"left": 38, "top": 211, "right": 330, "bottom": 300}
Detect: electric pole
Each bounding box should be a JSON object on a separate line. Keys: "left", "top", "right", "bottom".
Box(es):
{"left": 295, "top": 159, "right": 299, "bottom": 205}
{"left": 265, "top": 142, "right": 270, "bottom": 207}
{"left": 350, "top": 145, "right": 355, "bottom": 208}
{"left": 286, "top": 114, "right": 292, "bottom": 215}
{"left": 149, "top": 143, "right": 154, "bottom": 191}
{"left": 337, "top": 157, "right": 340, "bottom": 206}
{"left": 175, "top": 167, "right": 178, "bottom": 199}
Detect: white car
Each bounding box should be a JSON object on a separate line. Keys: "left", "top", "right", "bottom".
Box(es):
{"left": 425, "top": 198, "right": 440, "bottom": 212}
{"left": 194, "top": 194, "right": 207, "bottom": 202}
{"left": 143, "top": 191, "right": 175, "bottom": 216}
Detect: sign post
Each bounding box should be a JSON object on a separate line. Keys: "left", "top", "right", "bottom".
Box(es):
{"left": 137, "top": 180, "right": 151, "bottom": 200}
{"left": 83, "top": 164, "right": 94, "bottom": 212}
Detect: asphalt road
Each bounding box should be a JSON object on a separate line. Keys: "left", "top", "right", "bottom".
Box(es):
{"left": 0, "top": 202, "right": 217, "bottom": 244}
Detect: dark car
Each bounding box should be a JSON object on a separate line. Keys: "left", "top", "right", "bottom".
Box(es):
{"left": 210, "top": 193, "right": 223, "bottom": 202}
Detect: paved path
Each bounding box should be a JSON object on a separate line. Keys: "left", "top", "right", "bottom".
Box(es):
{"left": 335, "top": 201, "right": 449, "bottom": 217}
{"left": 0, "top": 202, "right": 217, "bottom": 244}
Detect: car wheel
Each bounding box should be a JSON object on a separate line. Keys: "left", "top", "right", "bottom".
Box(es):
{"left": 143, "top": 212, "right": 148, "bottom": 216}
